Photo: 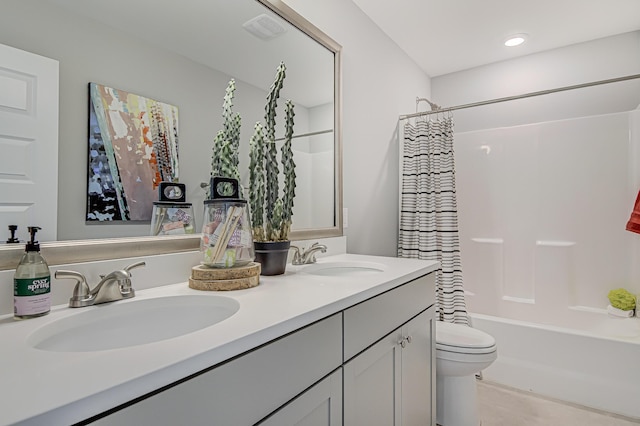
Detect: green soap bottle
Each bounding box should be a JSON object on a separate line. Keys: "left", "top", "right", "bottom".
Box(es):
{"left": 13, "top": 226, "right": 51, "bottom": 319}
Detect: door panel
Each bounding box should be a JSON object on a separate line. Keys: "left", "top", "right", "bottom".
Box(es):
{"left": 0, "top": 43, "right": 58, "bottom": 241}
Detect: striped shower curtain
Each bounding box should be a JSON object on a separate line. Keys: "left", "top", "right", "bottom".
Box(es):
{"left": 398, "top": 116, "right": 468, "bottom": 325}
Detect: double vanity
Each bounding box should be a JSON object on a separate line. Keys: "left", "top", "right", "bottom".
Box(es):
{"left": 0, "top": 253, "right": 438, "bottom": 425}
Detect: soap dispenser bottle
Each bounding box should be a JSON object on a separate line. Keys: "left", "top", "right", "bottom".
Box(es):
{"left": 14, "top": 226, "right": 51, "bottom": 319}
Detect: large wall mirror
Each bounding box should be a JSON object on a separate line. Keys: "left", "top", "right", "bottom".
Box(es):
{"left": 0, "top": 0, "right": 342, "bottom": 268}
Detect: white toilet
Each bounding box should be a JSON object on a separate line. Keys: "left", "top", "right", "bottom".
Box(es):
{"left": 435, "top": 321, "right": 497, "bottom": 426}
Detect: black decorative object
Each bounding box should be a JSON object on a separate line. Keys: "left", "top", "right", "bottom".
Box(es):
{"left": 253, "top": 240, "right": 291, "bottom": 276}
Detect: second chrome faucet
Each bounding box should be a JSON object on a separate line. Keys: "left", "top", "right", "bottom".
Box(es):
{"left": 55, "top": 261, "right": 146, "bottom": 308}
{"left": 291, "top": 243, "right": 327, "bottom": 265}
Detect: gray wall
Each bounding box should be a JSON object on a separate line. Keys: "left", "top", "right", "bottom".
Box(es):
{"left": 432, "top": 31, "right": 640, "bottom": 132}
{"left": 284, "top": 0, "right": 432, "bottom": 256}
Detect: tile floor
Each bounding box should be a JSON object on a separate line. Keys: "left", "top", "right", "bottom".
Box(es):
{"left": 477, "top": 380, "right": 640, "bottom": 426}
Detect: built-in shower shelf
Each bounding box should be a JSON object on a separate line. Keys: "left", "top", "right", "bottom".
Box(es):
{"left": 536, "top": 240, "right": 576, "bottom": 247}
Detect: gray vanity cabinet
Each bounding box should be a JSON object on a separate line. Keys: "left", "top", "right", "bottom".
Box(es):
{"left": 93, "top": 314, "right": 343, "bottom": 426}
{"left": 91, "top": 273, "right": 435, "bottom": 426}
{"left": 343, "top": 275, "right": 436, "bottom": 426}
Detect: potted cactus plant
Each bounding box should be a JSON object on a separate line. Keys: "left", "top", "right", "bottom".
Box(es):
{"left": 249, "top": 62, "right": 296, "bottom": 275}
{"left": 210, "top": 79, "right": 241, "bottom": 193}
{"left": 200, "top": 79, "right": 255, "bottom": 268}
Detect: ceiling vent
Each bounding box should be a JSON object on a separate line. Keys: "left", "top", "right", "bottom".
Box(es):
{"left": 242, "top": 14, "right": 287, "bottom": 40}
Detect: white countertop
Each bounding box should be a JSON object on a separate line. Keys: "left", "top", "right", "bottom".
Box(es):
{"left": 0, "top": 253, "right": 437, "bottom": 426}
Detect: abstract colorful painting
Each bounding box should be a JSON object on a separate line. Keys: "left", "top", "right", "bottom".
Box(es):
{"left": 87, "top": 83, "right": 179, "bottom": 221}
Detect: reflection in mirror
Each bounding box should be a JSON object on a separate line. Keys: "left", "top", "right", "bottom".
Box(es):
{"left": 0, "top": 0, "right": 341, "bottom": 253}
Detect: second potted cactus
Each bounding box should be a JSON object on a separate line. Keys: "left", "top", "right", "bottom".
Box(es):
{"left": 249, "top": 62, "right": 296, "bottom": 275}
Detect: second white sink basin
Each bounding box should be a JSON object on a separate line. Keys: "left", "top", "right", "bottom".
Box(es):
{"left": 300, "top": 261, "right": 386, "bottom": 277}
{"left": 27, "top": 295, "right": 239, "bottom": 352}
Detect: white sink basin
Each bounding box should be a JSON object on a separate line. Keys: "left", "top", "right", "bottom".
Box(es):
{"left": 299, "top": 261, "right": 386, "bottom": 277}
{"left": 27, "top": 295, "right": 239, "bottom": 352}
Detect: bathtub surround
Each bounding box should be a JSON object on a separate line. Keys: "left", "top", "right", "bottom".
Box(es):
{"left": 399, "top": 116, "right": 468, "bottom": 324}
{"left": 455, "top": 109, "right": 640, "bottom": 325}
{"left": 451, "top": 107, "right": 640, "bottom": 418}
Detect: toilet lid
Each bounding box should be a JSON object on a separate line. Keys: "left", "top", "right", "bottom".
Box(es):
{"left": 436, "top": 321, "right": 496, "bottom": 354}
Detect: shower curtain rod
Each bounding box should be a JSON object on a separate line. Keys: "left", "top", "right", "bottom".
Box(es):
{"left": 274, "top": 128, "right": 332, "bottom": 142}
{"left": 399, "top": 73, "right": 640, "bottom": 120}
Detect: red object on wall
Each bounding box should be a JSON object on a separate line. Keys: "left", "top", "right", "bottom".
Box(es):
{"left": 626, "top": 190, "right": 640, "bottom": 234}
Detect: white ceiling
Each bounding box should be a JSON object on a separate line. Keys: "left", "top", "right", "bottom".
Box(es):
{"left": 351, "top": 0, "right": 640, "bottom": 77}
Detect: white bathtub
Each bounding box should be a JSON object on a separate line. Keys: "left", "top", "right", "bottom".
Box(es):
{"left": 470, "top": 312, "right": 640, "bottom": 420}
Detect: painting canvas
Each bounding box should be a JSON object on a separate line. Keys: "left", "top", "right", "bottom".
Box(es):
{"left": 87, "top": 83, "right": 179, "bottom": 221}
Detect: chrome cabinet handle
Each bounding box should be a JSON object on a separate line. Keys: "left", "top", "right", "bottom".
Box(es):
{"left": 398, "top": 335, "right": 413, "bottom": 348}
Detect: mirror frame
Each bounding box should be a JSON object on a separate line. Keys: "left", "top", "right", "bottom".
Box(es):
{"left": 0, "top": 0, "right": 342, "bottom": 270}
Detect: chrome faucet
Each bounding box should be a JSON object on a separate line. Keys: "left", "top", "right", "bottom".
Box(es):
{"left": 291, "top": 243, "right": 327, "bottom": 265}
{"left": 55, "top": 261, "right": 146, "bottom": 308}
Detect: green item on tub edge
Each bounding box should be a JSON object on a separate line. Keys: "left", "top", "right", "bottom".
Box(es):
{"left": 607, "top": 288, "right": 636, "bottom": 311}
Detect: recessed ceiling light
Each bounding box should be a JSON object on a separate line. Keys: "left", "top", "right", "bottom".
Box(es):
{"left": 504, "top": 34, "right": 528, "bottom": 47}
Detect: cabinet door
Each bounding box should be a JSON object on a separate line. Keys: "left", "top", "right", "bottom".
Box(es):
{"left": 401, "top": 307, "right": 435, "bottom": 426}
{"left": 258, "top": 369, "right": 342, "bottom": 426}
{"left": 343, "top": 330, "right": 402, "bottom": 426}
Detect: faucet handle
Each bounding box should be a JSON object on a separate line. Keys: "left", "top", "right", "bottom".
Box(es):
{"left": 290, "top": 246, "right": 303, "bottom": 265}
{"left": 98, "top": 261, "right": 145, "bottom": 281}
{"left": 124, "top": 261, "right": 146, "bottom": 275}
{"left": 55, "top": 270, "right": 91, "bottom": 308}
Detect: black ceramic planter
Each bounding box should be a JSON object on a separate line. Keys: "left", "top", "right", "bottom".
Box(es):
{"left": 253, "top": 240, "right": 291, "bottom": 276}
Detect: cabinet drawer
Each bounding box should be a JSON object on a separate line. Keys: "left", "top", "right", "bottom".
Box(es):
{"left": 94, "top": 313, "right": 342, "bottom": 426}
{"left": 343, "top": 273, "right": 434, "bottom": 361}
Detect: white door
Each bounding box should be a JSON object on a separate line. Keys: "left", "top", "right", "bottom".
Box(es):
{"left": 0, "top": 43, "right": 59, "bottom": 242}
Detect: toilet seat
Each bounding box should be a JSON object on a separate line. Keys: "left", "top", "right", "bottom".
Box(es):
{"left": 436, "top": 321, "right": 496, "bottom": 354}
